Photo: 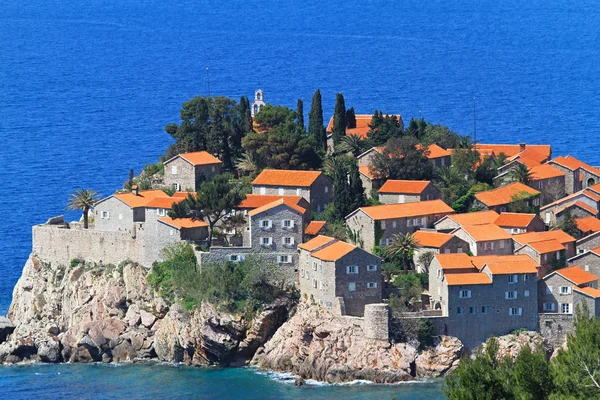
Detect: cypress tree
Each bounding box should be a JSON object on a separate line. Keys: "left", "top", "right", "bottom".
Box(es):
{"left": 332, "top": 164, "right": 352, "bottom": 220}
{"left": 332, "top": 93, "right": 347, "bottom": 145}
{"left": 297, "top": 98, "right": 304, "bottom": 131}
{"left": 348, "top": 161, "right": 366, "bottom": 211}
{"left": 128, "top": 169, "right": 134, "bottom": 190}
{"left": 308, "top": 89, "right": 326, "bottom": 150}
{"left": 346, "top": 107, "right": 356, "bottom": 129}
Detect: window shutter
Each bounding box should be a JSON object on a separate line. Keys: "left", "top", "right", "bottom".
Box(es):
{"left": 346, "top": 266, "right": 350, "bottom": 274}
{"left": 290, "top": 220, "right": 295, "bottom": 228}
{"left": 281, "top": 220, "right": 285, "bottom": 228}
{"left": 518, "top": 308, "right": 523, "bottom": 316}
{"left": 239, "top": 255, "right": 245, "bottom": 261}
{"left": 290, "top": 237, "right": 295, "bottom": 245}
{"left": 467, "top": 290, "right": 472, "bottom": 298}
{"left": 514, "top": 274, "right": 519, "bottom": 283}
{"left": 569, "top": 303, "right": 573, "bottom": 313}
{"left": 568, "top": 287, "right": 572, "bottom": 294}
{"left": 505, "top": 291, "right": 509, "bottom": 300}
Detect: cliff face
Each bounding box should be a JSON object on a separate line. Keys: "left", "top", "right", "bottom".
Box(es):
{"left": 0, "top": 255, "right": 293, "bottom": 364}
{"left": 251, "top": 302, "right": 464, "bottom": 383}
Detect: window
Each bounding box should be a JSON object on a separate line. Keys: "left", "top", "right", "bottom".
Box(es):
{"left": 459, "top": 290, "right": 472, "bottom": 299}
{"left": 282, "top": 220, "right": 294, "bottom": 228}
{"left": 367, "top": 265, "right": 378, "bottom": 272}
{"left": 172, "top": 183, "right": 180, "bottom": 191}
{"left": 228, "top": 254, "right": 245, "bottom": 263}
{"left": 481, "top": 306, "right": 489, "bottom": 315}
{"left": 457, "top": 247, "right": 463, "bottom": 253}
{"left": 346, "top": 265, "right": 358, "bottom": 274}
{"left": 543, "top": 303, "right": 555, "bottom": 311}
{"left": 437, "top": 269, "right": 442, "bottom": 279}
{"left": 301, "top": 269, "right": 305, "bottom": 278}
{"left": 511, "top": 228, "right": 520, "bottom": 234}
{"left": 499, "top": 240, "right": 505, "bottom": 249}
{"left": 509, "top": 307, "right": 522, "bottom": 316}
{"left": 313, "top": 261, "right": 317, "bottom": 271}
{"left": 348, "top": 282, "right": 356, "bottom": 291}
{"left": 171, "top": 165, "right": 178, "bottom": 175}
{"left": 561, "top": 303, "right": 571, "bottom": 314}
{"left": 325, "top": 186, "right": 329, "bottom": 193}
{"left": 484, "top": 242, "right": 494, "bottom": 250}
{"left": 211, "top": 165, "right": 216, "bottom": 173}
{"left": 523, "top": 274, "right": 530, "bottom": 281}
{"left": 524, "top": 290, "right": 530, "bottom": 297}
{"left": 545, "top": 212, "right": 551, "bottom": 224}
{"left": 508, "top": 274, "right": 518, "bottom": 284}
{"left": 278, "top": 188, "right": 284, "bottom": 195}
{"left": 261, "top": 237, "right": 273, "bottom": 246}
{"left": 408, "top": 219, "right": 412, "bottom": 227}
{"left": 505, "top": 291, "right": 517, "bottom": 299}
{"left": 444, "top": 248, "right": 451, "bottom": 254}
{"left": 367, "top": 282, "right": 378, "bottom": 289}
{"left": 260, "top": 220, "right": 272, "bottom": 229}
{"left": 283, "top": 237, "right": 294, "bottom": 246}
{"left": 170, "top": 229, "right": 174, "bottom": 236}
{"left": 102, "top": 211, "right": 110, "bottom": 219}
{"left": 296, "top": 188, "right": 302, "bottom": 196}
{"left": 319, "top": 264, "right": 323, "bottom": 273}
{"left": 456, "top": 307, "right": 464, "bottom": 315}
{"left": 156, "top": 209, "right": 166, "bottom": 216}
{"left": 278, "top": 255, "right": 291, "bottom": 263}
{"left": 585, "top": 265, "right": 590, "bottom": 272}
{"left": 546, "top": 286, "right": 553, "bottom": 294}
{"left": 260, "top": 187, "right": 266, "bottom": 195}
{"left": 556, "top": 251, "right": 561, "bottom": 260}
{"left": 118, "top": 213, "right": 123, "bottom": 220}
{"left": 560, "top": 286, "right": 571, "bottom": 295}
{"left": 313, "top": 279, "right": 317, "bottom": 288}
{"left": 381, "top": 221, "right": 386, "bottom": 229}
{"left": 392, "top": 221, "right": 397, "bottom": 228}
{"left": 469, "top": 306, "right": 476, "bottom": 315}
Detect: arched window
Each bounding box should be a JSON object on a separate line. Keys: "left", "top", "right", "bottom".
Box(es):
{"left": 588, "top": 178, "right": 596, "bottom": 187}
{"left": 253, "top": 104, "right": 259, "bottom": 114}
{"left": 256, "top": 91, "right": 262, "bottom": 101}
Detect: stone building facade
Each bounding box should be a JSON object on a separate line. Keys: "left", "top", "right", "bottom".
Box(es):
{"left": 568, "top": 249, "right": 600, "bottom": 277}
{"left": 411, "top": 231, "right": 469, "bottom": 273}
{"left": 433, "top": 210, "right": 499, "bottom": 232}
{"left": 451, "top": 224, "right": 514, "bottom": 256}
{"left": 377, "top": 180, "right": 440, "bottom": 204}
{"left": 537, "top": 266, "right": 598, "bottom": 314}
{"left": 163, "top": 151, "right": 222, "bottom": 192}
{"left": 473, "top": 182, "right": 541, "bottom": 213}
{"left": 94, "top": 189, "right": 166, "bottom": 232}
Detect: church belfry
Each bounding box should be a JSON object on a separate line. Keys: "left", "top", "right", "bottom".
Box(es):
{"left": 251, "top": 89, "right": 266, "bottom": 117}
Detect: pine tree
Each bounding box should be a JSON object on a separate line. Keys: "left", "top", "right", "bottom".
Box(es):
{"left": 332, "top": 93, "right": 347, "bottom": 145}
{"left": 308, "top": 89, "right": 326, "bottom": 150}
{"left": 346, "top": 107, "right": 356, "bottom": 129}
{"left": 297, "top": 99, "right": 304, "bottom": 130}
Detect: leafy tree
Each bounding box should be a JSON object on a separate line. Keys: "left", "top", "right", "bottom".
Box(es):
{"left": 371, "top": 136, "right": 433, "bottom": 181}
{"left": 393, "top": 273, "right": 423, "bottom": 302}
{"left": 366, "top": 111, "right": 403, "bottom": 147}
{"left": 510, "top": 163, "right": 533, "bottom": 185}
{"left": 404, "top": 117, "right": 427, "bottom": 139}
{"left": 557, "top": 207, "right": 582, "bottom": 240}
{"left": 336, "top": 134, "right": 365, "bottom": 157}
{"left": 331, "top": 158, "right": 353, "bottom": 221}
{"left": 385, "top": 233, "right": 421, "bottom": 273}
{"left": 434, "top": 167, "right": 471, "bottom": 206}
{"left": 346, "top": 107, "right": 356, "bottom": 129}
{"left": 67, "top": 188, "right": 100, "bottom": 229}
{"left": 421, "top": 123, "right": 467, "bottom": 149}
{"left": 297, "top": 99, "right": 304, "bottom": 130}
{"left": 507, "top": 191, "right": 538, "bottom": 214}
{"left": 308, "top": 89, "right": 327, "bottom": 151}
{"left": 169, "top": 173, "right": 245, "bottom": 245}
{"left": 451, "top": 147, "right": 480, "bottom": 180}
{"left": 475, "top": 156, "right": 499, "bottom": 186}
{"left": 418, "top": 251, "right": 435, "bottom": 273}
{"left": 332, "top": 93, "right": 347, "bottom": 145}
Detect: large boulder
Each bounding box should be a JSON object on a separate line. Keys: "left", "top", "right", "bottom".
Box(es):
{"left": 0, "top": 317, "right": 15, "bottom": 343}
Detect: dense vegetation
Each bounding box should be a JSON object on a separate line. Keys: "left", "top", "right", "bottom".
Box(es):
{"left": 444, "top": 305, "right": 600, "bottom": 400}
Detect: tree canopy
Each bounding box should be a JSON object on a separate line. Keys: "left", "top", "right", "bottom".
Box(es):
{"left": 308, "top": 89, "right": 327, "bottom": 151}
{"left": 370, "top": 136, "right": 433, "bottom": 181}
{"left": 332, "top": 93, "right": 347, "bottom": 145}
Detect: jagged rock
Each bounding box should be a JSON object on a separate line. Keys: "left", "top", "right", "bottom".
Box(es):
{"left": 415, "top": 336, "right": 463, "bottom": 377}
{"left": 124, "top": 305, "right": 141, "bottom": 326}
{"left": 0, "top": 317, "right": 15, "bottom": 343}
{"left": 38, "top": 338, "right": 61, "bottom": 363}
{"left": 139, "top": 310, "right": 156, "bottom": 328}
{"left": 481, "top": 330, "right": 547, "bottom": 360}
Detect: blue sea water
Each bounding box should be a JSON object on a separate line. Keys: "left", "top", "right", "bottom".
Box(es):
{"left": 1, "top": 0, "right": 600, "bottom": 397}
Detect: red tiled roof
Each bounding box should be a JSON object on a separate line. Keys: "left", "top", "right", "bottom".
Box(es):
{"left": 474, "top": 182, "right": 540, "bottom": 207}
{"left": 252, "top": 169, "right": 323, "bottom": 188}
{"left": 526, "top": 239, "right": 565, "bottom": 254}
{"left": 413, "top": 230, "right": 454, "bottom": 248}
{"left": 298, "top": 235, "right": 337, "bottom": 251}
{"left": 444, "top": 210, "right": 500, "bottom": 226}
{"left": 178, "top": 151, "right": 222, "bottom": 166}
{"left": 158, "top": 216, "right": 208, "bottom": 229}
{"left": 113, "top": 189, "right": 166, "bottom": 208}
{"left": 172, "top": 192, "right": 196, "bottom": 198}
{"left": 434, "top": 253, "right": 476, "bottom": 271}
{"left": 247, "top": 198, "right": 305, "bottom": 217}
{"left": 484, "top": 260, "right": 539, "bottom": 274}
{"left": 575, "top": 201, "right": 599, "bottom": 216}
{"left": 475, "top": 144, "right": 552, "bottom": 159}
{"left": 355, "top": 200, "right": 453, "bottom": 221}
{"left": 529, "top": 164, "right": 565, "bottom": 181}
{"left": 551, "top": 155, "right": 600, "bottom": 178}
{"left": 469, "top": 254, "right": 536, "bottom": 270}
{"left": 310, "top": 240, "right": 357, "bottom": 261}
{"left": 555, "top": 266, "right": 598, "bottom": 286}
{"left": 574, "top": 286, "right": 600, "bottom": 298}
{"left": 494, "top": 212, "right": 537, "bottom": 228}
{"left": 576, "top": 217, "right": 600, "bottom": 234}
{"left": 238, "top": 194, "right": 306, "bottom": 211}
{"left": 144, "top": 196, "right": 185, "bottom": 209}
{"left": 378, "top": 180, "right": 431, "bottom": 194}
{"left": 513, "top": 230, "right": 576, "bottom": 246}
{"left": 421, "top": 143, "right": 452, "bottom": 159}
{"left": 459, "top": 223, "right": 512, "bottom": 241}
{"left": 358, "top": 166, "right": 377, "bottom": 180}
{"left": 326, "top": 114, "right": 402, "bottom": 140}
{"left": 305, "top": 221, "right": 326, "bottom": 236}
{"left": 508, "top": 147, "right": 550, "bottom": 166}
{"left": 445, "top": 273, "right": 492, "bottom": 286}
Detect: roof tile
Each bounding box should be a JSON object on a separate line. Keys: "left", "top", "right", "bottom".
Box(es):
{"left": 113, "top": 189, "right": 166, "bottom": 208}
{"left": 178, "top": 151, "right": 222, "bottom": 166}
{"left": 310, "top": 241, "right": 357, "bottom": 261}
{"left": 158, "top": 216, "right": 208, "bottom": 229}
{"left": 445, "top": 273, "right": 492, "bottom": 286}
{"left": 555, "top": 266, "right": 598, "bottom": 286}
{"left": 355, "top": 200, "right": 453, "bottom": 221}
{"left": 494, "top": 212, "right": 537, "bottom": 228}
{"left": 252, "top": 169, "right": 323, "bottom": 188}
{"left": 459, "top": 223, "right": 512, "bottom": 241}
{"left": 413, "top": 230, "right": 453, "bottom": 248}
{"left": 474, "top": 182, "right": 540, "bottom": 207}
{"left": 305, "top": 221, "right": 326, "bottom": 236}
{"left": 298, "top": 235, "right": 337, "bottom": 252}
{"left": 378, "top": 180, "right": 431, "bottom": 194}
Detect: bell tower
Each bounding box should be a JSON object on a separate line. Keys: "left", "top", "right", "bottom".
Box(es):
{"left": 251, "top": 89, "right": 266, "bottom": 117}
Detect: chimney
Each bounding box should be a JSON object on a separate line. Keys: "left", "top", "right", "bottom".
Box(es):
{"left": 519, "top": 143, "right": 526, "bottom": 152}
{"left": 131, "top": 185, "right": 139, "bottom": 196}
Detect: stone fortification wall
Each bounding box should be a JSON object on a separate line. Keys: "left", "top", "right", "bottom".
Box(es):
{"left": 363, "top": 304, "right": 389, "bottom": 340}
{"left": 538, "top": 313, "right": 573, "bottom": 348}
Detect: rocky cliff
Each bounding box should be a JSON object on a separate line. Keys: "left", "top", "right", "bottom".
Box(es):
{"left": 251, "top": 302, "right": 464, "bottom": 383}
{"left": 0, "top": 255, "right": 293, "bottom": 364}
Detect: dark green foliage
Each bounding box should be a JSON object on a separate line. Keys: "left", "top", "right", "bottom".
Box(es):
{"left": 507, "top": 191, "right": 539, "bottom": 214}
{"left": 385, "top": 232, "right": 421, "bottom": 273}
{"left": 366, "top": 111, "right": 403, "bottom": 147}
{"left": 242, "top": 105, "right": 322, "bottom": 170}
{"left": 510, "top": 344, "right": 554, "bottom": 400}
{"left": 127, "top": 169, "right": 134, "bottom": 190}
{"left": 381, "top": 262, "right": 400, "bottom": 282}
{"left": 168, "top": 173, "right": 245, "bottom": 245}
{"left": 475, "top": 156, "right": 499, "bottom": 186}
{"left": 348, "top": 161, "right": 366, "bottom": 212}
{"left": 421, "top": 123, "right": 467, "bottom": 149}
{"left": 297, "top": 99, "right": 304, "bottom": 130}
{"left": 417, "top": 320, "right": 435, "bottom": 351}
{"left": 330, "top": 157, "right": 366, "bottom": 220}
{"left": 451, "top": 148, "right": 480, "bottom": 180}
{"left": 336, "top": 134, "right": 365, "bottom": 157}
{"left": 370, "top": 136, "right": 433, "bottom": 181}
{"left": 510, "top": 163, "right": 533, "bottom": 185}
{"left": 393, "top": 273, "right": 424, "bottom": 302}
{"left": 346, "top": 107, "right": 356, "bottom": 129}
{"left": 451, "top": 182, "right": 492, "bottom": 213}
{"left": 405, "top": 117, "right": 426, "bottom": 139}
{"left": 332, "top": 93, "right": 347, "bottom": 145}
{"left": 308, "top": 89, "right": 327, "bottom": 151}
{"left": 557, "top": 208, "right": 582, "bottom": 239}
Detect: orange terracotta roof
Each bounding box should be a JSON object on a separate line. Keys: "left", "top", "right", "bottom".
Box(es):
{"left": 459, "top": 223, "right": 512, "bottom": 241}
{"left": 310, "top": 240, "right": 357, "bottom": 261}
{"left": 434, "top": 253, "right": 477, "bottom": 271}
{"left": 508, "top": 147, "right": 550, "bottom": 166}
{"left": 576, "top": 217, "right": 600, "bottom": 233}
{"left": 446, "top": 210, "right": 500, "bottom": 226}
{"left": 445, "top": 273, "right": 492, "bottom": 286}
{"left": 529, "top": 164, "right": 565, "bottom": 181}
{"left": 555, "top": 266, "right": 598, "bottom": 286}
{"left": 252, "top": 169, "right": 323, "bottom": 188}
{"left": 298, "top": 235, "right": 337, "bottom": 251}
{"left": 172, "top": 192, "right": 196, "bottom": 198}
{"left": 144, "top": 196, "right": 185, "bottom": 209}
{"left": 475, "top": 144, "right": 552, "bottom": 159}
{"left": 355, "top": 200, "right": 454, "bottom": 221}
{"left": 585, "top": 190, "right": 600, "bottom": 202}
{"left": 474, "top": 182, "right": 540, "bottom": 207}
{"left": 378, "top": 180, "right": 431, "bottom": 194}
{"left": 551, "top": 155, "right": 600, "bottom": 178}
{"left": 326, "top": 114, "right": 402, "bottom": 140}
{"left": 247, "top": 198, "right": 305, "bottom": 217}
{"left": 358, "top": 165, "right": 377, "bottom": 180}
{"left": 305, "top": 221, "right": 326, "bottom": 236}
{"left": 554, "top": 200, "right": 597, "bottom": 217}
{"left": 494, "top": 212, "right": 537, "bottom": 228}
{"left": 113, "top": 189, "right": 166, "bottom": 208}
{"left": 158, "top": 216, "right": 208, "bottom": 229}
{"left": 574, "top": 286, "right": 600, "bottom": 299}
{"left": 484, "top": 260, "right": 539, "bottom": 274}
{"left": 178, "top": 151, "right": 222, "bottom": 166}
{"left": 421, "top": 144, "right": 452, "bottom": 159}
{"left": 513, "top": 230, "right": 576, "bottom": 246}
{"left": 469, "top": 254, "right": 536, "bottom": 270}
{"left": 525, "top": 239, "right": 565, "bottom": 254}
{"left": 413, "top": 230, "right": 453, "bottom": 248}
{"left": 237, "top": 194, "right": 306, "bottom": 211}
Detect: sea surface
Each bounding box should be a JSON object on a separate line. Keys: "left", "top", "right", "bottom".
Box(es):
{"left": 1, "top": 0, "right": 599, "bottom": 398}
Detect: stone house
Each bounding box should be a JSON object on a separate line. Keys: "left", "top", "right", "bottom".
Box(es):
{"left": 475, "top": 143, "right": 552, "bottom": 164}
{"left": 298, "top": 235, "right": 383, "bottom": 317}
{"left": 304, "top": 221, "right": 326, "bottom": 238}
{"left": 573, "top": 286, "right": 600, "bottom": 317}
{"left": 198, "top": 199, "right": 305, "bottom": 284}
{"left": 357, "top": 143, "right": 451, "bottom": 169}
{"left": 540, "top": 189, "right": 599, "bottom": 226}
{"left": 576, "top": 231, "right": 600, "bottom": 253}
{"left": 326, "top": 114, "right": 403, "bottom": 155}
{"left": 358, "top": 166, "right": 384, "bottom": 198}
{"left": 94, "top": 189, "right": 166, "bottom": 232}
{"left": 411, "top": 230, "right": 469, "bottom": 273}
{"left": 234, "top": 194, "right": 311, "bottom": 233}
{"left": 451, "top": 224, "right": 514, "bottom": 256}
{"left": 345, "top": 200, "right": 454, "bottom": 251}
{"left": 377, "top": 180, "right": 440, "bottom": 204}
{"left": 495, "top": 146, "right": 551, "bottom": 178}
{"left": 576, "top": 216, "right": 600, "bottom": 236}
{"left": 143, "top": 196, "right": 186, "bottom": 224}
{"left": 163, "top": 151, "right": 223, "bottom": 192}
{"left": 538, "top": 266, "right": 598, "bottom": 314}
{"left": 434, "top": 210, "right": 499, "bottom": 232}
{"left": 493, "top": 164, "right": 565, "bottom": 205}
{"left": 567, "top": 248, "right": 600, "bottom": 277}
{"left": 548, "top": 155, "right": 600, "bottom": 194}
{"left": 473, "top": 182, "right": 541, "bottom": 213}
{"left": 513, "top": 230, "right": 576, "bottom": 277}
{"left": 493, "top": 212, "right": 545, "bottom": 234}
{"left": 251, "top": 169, "right": 332, "bottom": 213}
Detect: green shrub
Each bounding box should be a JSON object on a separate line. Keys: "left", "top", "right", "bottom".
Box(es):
{"left": 70, "top": 258, "right": 84, "bottom": 268}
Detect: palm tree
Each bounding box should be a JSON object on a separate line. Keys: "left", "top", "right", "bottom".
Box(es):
{"left": 236, "top": 152, "right": 262, "bottom": 176}
{"left": 385, "top": 233, "right": 421, "bottom": 273}
{"left": 67, "top": 188, "right": 100, "bottom": 229}
{"left": 336, "top": 134, "right": 364, "bottom": 157}
{"left": 510, "top": 163, "right": 533, "bottom": 185}
{"left": 322, "top": 155, "right": 348, "bottom": 178}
